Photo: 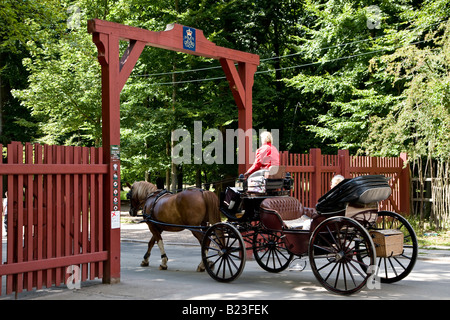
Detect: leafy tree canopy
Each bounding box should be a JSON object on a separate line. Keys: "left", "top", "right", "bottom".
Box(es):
{"left": 4, "top": 0, "right": 450, "bottom": 187}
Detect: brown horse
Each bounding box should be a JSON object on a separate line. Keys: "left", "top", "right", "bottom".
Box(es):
{"left": 127, "top": 181, "right": 221, "bottom": 271}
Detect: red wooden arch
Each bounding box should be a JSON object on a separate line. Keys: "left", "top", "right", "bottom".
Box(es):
{"left": 87, "top": 19, "right": 259, "bottom": 283}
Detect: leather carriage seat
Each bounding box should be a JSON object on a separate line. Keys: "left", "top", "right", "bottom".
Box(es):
{"left": 260, "top": 197, "right": 318, "bottom": 230}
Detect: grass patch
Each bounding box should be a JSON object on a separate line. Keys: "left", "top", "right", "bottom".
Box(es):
{"left": 407, "top": 216, "right": 450, "bottom": 248}
{"left": 416, "top": 230, "right": 450, "bottom": 247}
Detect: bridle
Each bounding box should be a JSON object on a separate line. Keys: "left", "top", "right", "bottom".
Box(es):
{"left": 127, "top": 187, "right": 171, "bottom": 218}
{"left": 127, "top": 187, "right": 148, "bottom": 216}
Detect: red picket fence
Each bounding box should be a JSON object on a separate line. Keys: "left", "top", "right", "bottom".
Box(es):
{"left": 280, "top": 149, "right": 410, "bottom": 215}
{"left": 0, "top": 142, "right": 108, "bottom": 296}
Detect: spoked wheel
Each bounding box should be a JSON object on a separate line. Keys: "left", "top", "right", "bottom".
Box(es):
{"left": 253, "top": 230, "right": 294, "bottom": 273}
{"left": 309, "top": 216, "right": 376, "bottom": 295}
{"left": 201, "top": 222, "right": 246, "bottom": 282}
{"left": 370, "top": 211, "right": 418, "bottom": 283}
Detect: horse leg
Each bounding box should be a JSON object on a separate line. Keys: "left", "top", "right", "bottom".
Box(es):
{"left": 191, "top": 230, "right": 207, "bottom": 272}
{"left": 141, "top": 235, "right": 156, "bottom": 267}
{"left": 157, "top": 239, "right": 169, "bottom": 270}
{"left": 145, "top": 223, "right": 167, "bottom": 269}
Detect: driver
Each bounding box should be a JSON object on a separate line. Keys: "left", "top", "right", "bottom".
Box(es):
{"left": 244, "top": 131, "right": 280, "bottom": 177}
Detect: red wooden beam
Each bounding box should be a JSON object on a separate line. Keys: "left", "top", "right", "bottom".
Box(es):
{"left": 90, "top": 29, "right": 121, "bottom": 284}
{"left": 220, "top": 59, "right": 258, "bottom": 173}
{"left": 0, "top": 252, "right": 108, "bottom": 276}
{"left": 88, "top": 19, "right": 259, "bottom": 64}
{"left": 0, "top": 164, "right": 108, "bottom": 175}
{"left": 220, "top": 58, "right": 246, "bottom": 109}
{"left": 119, "top": 40, "right": 146, "bottom": 91}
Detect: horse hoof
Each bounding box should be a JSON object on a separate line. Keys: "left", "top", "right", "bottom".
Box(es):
{"left": 196, "top": 267, "right": 205, "bottom": 272}
{"left": 140, "top": 261, "right": 149, "bottom": 267}
{"left": 159, "top": 265, "right": 168, "bottom": 270}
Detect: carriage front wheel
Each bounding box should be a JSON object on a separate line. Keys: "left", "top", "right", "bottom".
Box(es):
{"left": 308, "top": 216, "right": 376, "bottom": 295}
{"left": 201, "top": 222, "right": 246, "bottom": 282}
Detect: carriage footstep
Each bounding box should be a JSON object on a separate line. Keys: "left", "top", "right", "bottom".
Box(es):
{"left": 288, "top": 258, "right": 307, "bottom": 271}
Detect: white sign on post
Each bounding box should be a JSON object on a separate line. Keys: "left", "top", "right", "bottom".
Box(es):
{"left": 111, "top": 210, "right": 120, "bottom": 229}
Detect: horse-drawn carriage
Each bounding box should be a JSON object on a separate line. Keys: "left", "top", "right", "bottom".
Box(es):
{"left": 128, "top": 167, "right": 417, "bottom": 295}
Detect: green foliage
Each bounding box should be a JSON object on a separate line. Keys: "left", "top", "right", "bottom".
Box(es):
{"left": 0, "top": 0, "right": 66, "bottom": 144}
{"left": 4, "top": 0, "right": 450, "bottom": 187}
{"left": 364, "top": 4, "right": 450, "bottom": 160}
{"left": 12, "top": 20, "right": 102, "bottom": 146}
{"left": 284, "top": 0, "right": 411, "bottom": 153}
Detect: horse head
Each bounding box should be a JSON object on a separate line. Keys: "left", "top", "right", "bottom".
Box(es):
{"left": 126, "top": 186, "right": 138, "bottom": 216}
{"left": 126, "top": 181, "right": 157, "bottom": 216}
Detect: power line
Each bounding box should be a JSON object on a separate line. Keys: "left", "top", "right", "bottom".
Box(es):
{"left": 148, "top": 75, "right": 226, "bottom": 86}
{"left": 146, "top": 38, "right": 434, "bottom": 86}
{"left": 132, "top": 65, "right": 223, "bottom": 77}
{"left": 131, "top": 18, "right": 446, "bottom": 80}
{"left": 132, "top": 36, "right": 382, "bottom": 79}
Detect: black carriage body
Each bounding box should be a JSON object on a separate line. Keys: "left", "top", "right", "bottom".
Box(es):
{"left": 220, "top": 168, "right": 292, "bottom": 223}
{"left": 221, "top": 186, "right": 290, "bottom": 222}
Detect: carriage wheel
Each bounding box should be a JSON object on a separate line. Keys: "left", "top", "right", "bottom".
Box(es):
{"left": 201, "top": 222, "right": 246, "bottom": 282}
{"left": 309, "top": 216, "right": 376, "bottom": 295}
{"left": 369, "top": 211, "right": 418, "bottom": 283}
{"left": 253, "top": 230, "right": 294, "bottom": 273}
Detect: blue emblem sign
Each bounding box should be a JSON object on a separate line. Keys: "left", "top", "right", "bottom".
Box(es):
{"left": 183, "top": 26, "right": 196, "bottom": 51}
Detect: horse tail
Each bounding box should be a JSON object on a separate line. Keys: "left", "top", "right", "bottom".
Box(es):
{"left": 202, "top": 190, "right": 221, "bottom": 225}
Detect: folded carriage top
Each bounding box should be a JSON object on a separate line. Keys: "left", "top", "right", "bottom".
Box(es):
{"left": 315, "top": 175, "right": 392, "bottom": 214}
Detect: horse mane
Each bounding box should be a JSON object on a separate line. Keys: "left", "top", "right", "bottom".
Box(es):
{"left": 132, "top": 181, "right": 157, "bottom": 200}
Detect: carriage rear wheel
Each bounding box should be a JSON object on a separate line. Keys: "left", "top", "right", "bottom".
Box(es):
{"left": 370, "top": 211, "right": 418, "bottom": 283}
{"left": 308, "top": 216, "right": 376, "bottom": 295}
{"left": 201, "top": 222, "right": 246, "bottom": 282}
{"left": 253, "top": 230, "right": 294, "bottom": 273}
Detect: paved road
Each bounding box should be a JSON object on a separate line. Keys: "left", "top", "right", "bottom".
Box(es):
{"left": 2, "top": 218, "right": 450, "bottom": 302}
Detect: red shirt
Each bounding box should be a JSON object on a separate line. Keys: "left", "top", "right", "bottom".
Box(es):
{"left": 245, "top": 143, "right": 280, "bottom": 176}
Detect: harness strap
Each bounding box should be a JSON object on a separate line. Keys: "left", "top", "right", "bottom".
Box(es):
{"left": 143, "top": 189, "right": 172, "bottom": 222}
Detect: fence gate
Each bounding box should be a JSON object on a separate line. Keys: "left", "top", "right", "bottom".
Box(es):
{"left": 0, "top": 142, "right": 110, "bottom": 296}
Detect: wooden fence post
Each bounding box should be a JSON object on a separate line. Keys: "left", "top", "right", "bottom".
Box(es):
{"left": 338, "top": 149, "right": 350, "bottom": 178}
{"left": 310, "top": 148, "right": 322, "bottom": 206}
{"left": 90, "top": 30, "right": 122, "bottom": 284}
